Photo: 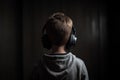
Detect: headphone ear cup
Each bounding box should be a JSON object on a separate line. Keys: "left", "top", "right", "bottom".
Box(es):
{"left": 41, "top": 34, "right": 52, "bottom": 50}
{"left": 66, "top": 34, "right": 77, "bottom": 49}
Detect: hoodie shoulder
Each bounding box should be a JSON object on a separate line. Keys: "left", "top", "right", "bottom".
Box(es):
{"left": 71, "top": 53, "right": 84, "bottom": 67}
{"left": 72, "top": 54, "right": 89, "bottom": 80}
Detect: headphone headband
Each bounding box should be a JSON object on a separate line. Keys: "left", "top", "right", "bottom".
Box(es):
{"left": 72, "top": 26, "right": 76, "bottom": 35}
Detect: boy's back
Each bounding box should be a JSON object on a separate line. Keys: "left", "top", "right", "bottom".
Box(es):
{"left": 32, "top": 52, "right": 89, "bottom": 80}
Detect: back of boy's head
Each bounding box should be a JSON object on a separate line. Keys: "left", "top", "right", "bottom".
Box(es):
{"left": 44, "top": 12, "right": 73, "bottom": 46}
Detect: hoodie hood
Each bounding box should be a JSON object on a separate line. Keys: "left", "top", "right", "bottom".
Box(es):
{"left": 42, "top": 52, "right": 75, "bottom": 78}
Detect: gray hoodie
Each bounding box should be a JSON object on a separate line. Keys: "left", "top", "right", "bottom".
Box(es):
{"left": 32, "top": 52, "right": 89, "bottom": 80}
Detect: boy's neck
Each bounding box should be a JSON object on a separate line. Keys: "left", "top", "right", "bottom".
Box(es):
{"left": 51, "top": 45, "right": 66, "bottom": 54}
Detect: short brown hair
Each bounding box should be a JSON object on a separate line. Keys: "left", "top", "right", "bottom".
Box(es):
{"left": 44, "top": 12, "right": 73, "bottom": 46}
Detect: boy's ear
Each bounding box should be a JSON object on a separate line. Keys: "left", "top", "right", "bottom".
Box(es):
{"left": 66, "top": 27, "right": 77, "bottom": 49}
{"left": 41, "top": 34, "right": 52, "bottom": 50}
{"left": 41, "top": 23, "right": 52, "bottom": 50}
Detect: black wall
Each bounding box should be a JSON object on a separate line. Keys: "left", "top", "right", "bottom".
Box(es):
{"left": 0, "top": 0, "right": 119, "bottom": 80}
{"left": 0, "top": 0, "right": 23, "bottom": 80}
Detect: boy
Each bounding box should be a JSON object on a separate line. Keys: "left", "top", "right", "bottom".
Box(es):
{"left": 32, "top": 12, "right": 89, "bottom": 80}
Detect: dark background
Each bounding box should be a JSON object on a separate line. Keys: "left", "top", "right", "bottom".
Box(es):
{"left": 0, "top": 0, "right": 120, "bottom": 80}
